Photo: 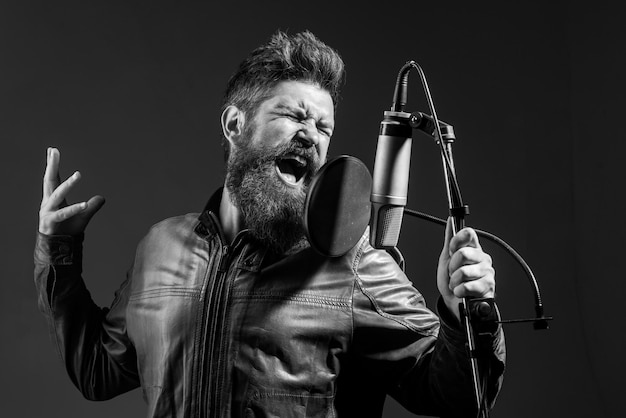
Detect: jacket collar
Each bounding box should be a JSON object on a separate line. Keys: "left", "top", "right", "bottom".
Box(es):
{"left": 196, "top": 187, "right": 227, "bottom": 243}
{"left": 197, "top": 187, "right": 275, "bottom": 270}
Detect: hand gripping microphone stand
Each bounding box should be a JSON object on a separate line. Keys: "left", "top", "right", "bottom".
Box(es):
{"left": 389, "top": 61, "right": 488, "bottom": 418}
{"left": 305, "top": 60, "right": 553, "bottom": 418}
{"left": 385, "top": 61, "right": 553, "bottom": 417}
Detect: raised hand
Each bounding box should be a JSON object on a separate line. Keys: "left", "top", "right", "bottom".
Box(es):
{"left": 437, "top": 217, "right": 496, "bottom": 321}
{"left": 38, "top": 147, "right": 105, "bottom": 236}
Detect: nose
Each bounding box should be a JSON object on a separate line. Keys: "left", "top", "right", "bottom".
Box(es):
{"left": 295, "top": 120, "right": 320, "bottom": 148}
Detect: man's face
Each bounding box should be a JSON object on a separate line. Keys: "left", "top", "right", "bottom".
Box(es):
{"left": 226, "top": 80, "right": 335, "bottom": 254}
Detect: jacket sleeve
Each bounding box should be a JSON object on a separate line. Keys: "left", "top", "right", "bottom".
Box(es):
{"left": 352, "top": 242, "right": 505, "bottom": 417}
{"left": 33, "top": 232, "right": 140, "bottom": 400}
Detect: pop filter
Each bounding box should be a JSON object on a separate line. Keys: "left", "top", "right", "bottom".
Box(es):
{"left": 304, "top": 155, "right": 372, "bottom": 257}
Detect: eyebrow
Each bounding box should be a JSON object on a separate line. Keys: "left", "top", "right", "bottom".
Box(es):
{"left": 274, "top": 102, "right": 297, "bottom": 112}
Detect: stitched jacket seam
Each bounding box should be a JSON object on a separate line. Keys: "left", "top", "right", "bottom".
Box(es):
{"left": 231, "top": 292, "right": 350, "bottom": 309}
{"left": 352, "top": 239, "right": 438, "bottom": 338}
{"left": 129, "top": 288, "right": 201, "bottom": 301}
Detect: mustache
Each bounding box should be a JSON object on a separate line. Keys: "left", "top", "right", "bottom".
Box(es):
{"left": 242, "top": 140, "right": 322, "bottom": 175}
{"left": 278, "top": 142, "right": 322, "bottom": 173}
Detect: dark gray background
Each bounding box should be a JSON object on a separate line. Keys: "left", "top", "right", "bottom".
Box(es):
{"left": 2, "top": 1, "right": 624, "bottom": 417}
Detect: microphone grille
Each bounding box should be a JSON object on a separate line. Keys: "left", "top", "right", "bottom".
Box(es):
{"left": 373, "top": 205, "right": 404, "bottom": 248}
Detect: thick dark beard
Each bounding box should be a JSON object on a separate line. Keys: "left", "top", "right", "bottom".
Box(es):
{"left": 225, "top": 134, "right": 322, "bottom": 255}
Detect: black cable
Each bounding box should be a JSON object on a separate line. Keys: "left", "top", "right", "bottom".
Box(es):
{"left": 404, "top": 208, "right": 547, "bottom": 322}
{"left": 404, "top": 61, "right": 487, "bottom": 418}
{"left": 407, "top": 61, "right": 465, "bottom": 212}
{"left": 396, "top": 61, "right": 551, "bottom": 328}
{"left": 397, "top": 60, "right": 550, "bottom": 418}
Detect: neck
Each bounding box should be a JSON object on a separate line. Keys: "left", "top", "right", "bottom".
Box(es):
{"left": 219, "top": 186, "right": 243, "bottom": 245}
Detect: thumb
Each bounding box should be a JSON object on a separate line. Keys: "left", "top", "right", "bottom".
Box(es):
{"left": 449, "top": 225, "right": 482, "bottom": 255}
{"left": 439, "top": 217, "right": 454, "bottom": 262}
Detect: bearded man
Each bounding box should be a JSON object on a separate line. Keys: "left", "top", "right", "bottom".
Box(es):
{"left": 35, "top": 31, "right": 505, "bottom": 417}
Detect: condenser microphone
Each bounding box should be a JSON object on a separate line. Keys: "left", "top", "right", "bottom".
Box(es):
{"left": 369, "top": 62, "right": 415, "bottom": 249}
{"left": 369, "top": 110, "right": 413, "bottom": 249}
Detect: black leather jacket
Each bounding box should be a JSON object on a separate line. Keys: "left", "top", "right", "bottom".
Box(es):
{"left": 34, "top": 191, "right": 505, "bottom": 417}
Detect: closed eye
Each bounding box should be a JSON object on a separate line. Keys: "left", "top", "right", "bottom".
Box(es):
{"left": 284, "top": 110, "right": 306, "bottom": 120}
{"left": 318, "top": 128, "right": 331, "bottom": 137}
{"left": 317, "top": 124, "right": 333, "bottom": 137}
{"left": 280, "top": 110, "right": 332, "bottom": 136}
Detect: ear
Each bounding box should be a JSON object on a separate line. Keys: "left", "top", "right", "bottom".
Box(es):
{"left": 221, "top": 105, "right": 245, "bottom": 147}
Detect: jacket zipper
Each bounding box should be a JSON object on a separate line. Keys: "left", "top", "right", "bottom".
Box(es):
{"left": 198, "top": 244, "right": 231, "bottom": 417}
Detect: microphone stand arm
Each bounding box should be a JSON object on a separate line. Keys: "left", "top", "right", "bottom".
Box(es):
{"left": 395, "top": 59, "right": 552, "bottom": 416}
{"left": 405, "top": 60, "right": 490, "bottom": 418}
{"left": 440, "top": 134, "right": 489, "bottom": 418}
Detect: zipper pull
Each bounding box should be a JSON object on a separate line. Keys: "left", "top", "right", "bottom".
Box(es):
{"left": 217, "top": 245, "right": 229, "bottom": 274}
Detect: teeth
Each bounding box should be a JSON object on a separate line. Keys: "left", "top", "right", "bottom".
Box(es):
{"left": 275, "top": 155, "right": 307, "bottom": 187}
{"left": 285, "top": 153, "right": 306, "bottom": 165}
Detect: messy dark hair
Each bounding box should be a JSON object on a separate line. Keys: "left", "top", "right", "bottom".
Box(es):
{"left": 221, "top": 30, "right": 345, "bottom": 160}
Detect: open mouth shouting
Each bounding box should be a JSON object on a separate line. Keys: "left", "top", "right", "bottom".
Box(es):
{"left": 275, "top": 153, "right": 310, "bottom": 187}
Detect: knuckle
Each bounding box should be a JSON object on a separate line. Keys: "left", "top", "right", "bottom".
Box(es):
{"left": 465, "top": 281, "right": 481, "bottom": 296}
{"left": 465, "top": 227, "right": 478, "bottom": 240}
{"left": 459, "top": 228, "right": 472, "bottom": 240}
{"left": 55, "top": 209, "right": 67, "bottom": 221}
{"left": 458, "top": 264, "right": 471, "bottom": 278}
{"left": 457, "top": 247, "right": 472, "bottom": 261}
